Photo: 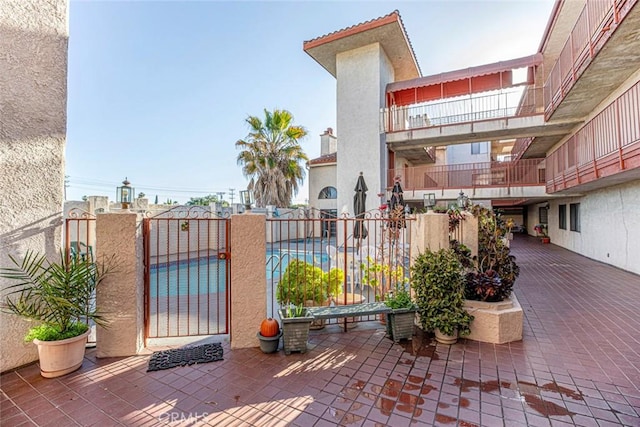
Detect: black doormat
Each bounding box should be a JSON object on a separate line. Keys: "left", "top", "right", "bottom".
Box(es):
{"left": 147, "top": 343, "right": 223, "bottom": 372}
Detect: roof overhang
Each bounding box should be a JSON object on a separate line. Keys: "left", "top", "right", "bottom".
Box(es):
{"left": 303, "top": 10, "right": 421, "bottom": 81}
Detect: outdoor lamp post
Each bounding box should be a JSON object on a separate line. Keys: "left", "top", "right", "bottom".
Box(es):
{"left": 423, "top": 193, "right": 436, "bottom": 211}
{"left": 239, "top": 189, "right": 253, "bottom": 212}
{"left": 457, "top": 191, "right": 469, "bottom": 210}
{"left": 116, "top": 178, "right": 134, "bottom": 209}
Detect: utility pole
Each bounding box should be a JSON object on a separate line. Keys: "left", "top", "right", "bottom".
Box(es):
{"left": 216, "top": 191, "right": 226, "bottom": 203}
{"left": 64, "top": 175, "right": 69, "bottom": 200}
{"left": 228, "top": 188, "right": 235, "bottom": 204}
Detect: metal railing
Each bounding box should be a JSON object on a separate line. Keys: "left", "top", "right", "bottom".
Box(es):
{"left": 543, "top": 0, "right": 637, "bottom": 117}
{"left": 546, "top": 80, "right": 640, "bottom": 192}
{"left": 381, "top": 85, "right": 542, "bottom": 133}
{"left": 389, "top": 159, "right": 545, "bottom": 192}
{"left": 266, "top": 209, "right": 414, "bottom": 327}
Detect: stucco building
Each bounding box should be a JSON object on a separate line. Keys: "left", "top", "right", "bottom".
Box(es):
{"left": 305, "top": 2, "right": 640, "bottom": 275}
{"left": 0, "top": 0, "right": 69, "bottom": 372}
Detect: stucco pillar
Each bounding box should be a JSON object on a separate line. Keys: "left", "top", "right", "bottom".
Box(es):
{"left": 230, "top": 214, "right": 267, "bottom": 349}
{"left": 410, "top": 213, "right": 450, "bottom": 258}
{"left": 95, "top": 213, "right": 144, "bottom": 357}
{"left": 460, "top": 212, "right": 479, "bottom": 258}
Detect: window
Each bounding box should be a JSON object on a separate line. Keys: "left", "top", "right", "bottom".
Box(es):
{"left": 570, "top": 203, "right": 580, "bottom": 232}
{"left": 539, "top": 206, "right": 548, "bottom": 224}
{"left": 559, "top": 204, "right": 566, "bottom": 230}
{"left": 471, "top": 142, "right": 488, "bottom": 155}
{"left": 318, "top": 186, "right": 337, "bottom": 199}
{"left": 320, "top": 209, "right": 337, "bottom": 237}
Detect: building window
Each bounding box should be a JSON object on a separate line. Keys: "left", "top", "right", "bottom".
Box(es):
{"left": 539, "top": 206, "right": 548, "bottom": 224}
{"left": 559, "top": 204, "right": 566, "bottom": 230}
{"left": 318, "top": 186, "right": 337, "bottom": 199}
{"left": 570, "top": 203, "right": 580, "bottom": 232}
{"left": 471, "top": 142, "right": 488, "bottom": 155}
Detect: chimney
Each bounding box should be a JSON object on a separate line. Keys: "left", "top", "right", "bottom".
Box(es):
{"left": 320, "top": 127, "right": 337, "bottom": 155}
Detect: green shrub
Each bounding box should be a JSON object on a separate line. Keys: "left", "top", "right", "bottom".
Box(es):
{"left": 411, "top": 248, "right": 473, "bottom": 337}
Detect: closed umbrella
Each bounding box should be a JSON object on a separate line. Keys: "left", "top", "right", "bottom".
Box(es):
{"left": 389, "top": 178, "right": 406, "bottom": 230}
{"left": 353, "top": 172, "right": 368, "bottom": 249}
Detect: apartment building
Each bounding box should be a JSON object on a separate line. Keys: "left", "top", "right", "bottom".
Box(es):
{"left": 305, "top": 1, "right": 640, "bottom": 274}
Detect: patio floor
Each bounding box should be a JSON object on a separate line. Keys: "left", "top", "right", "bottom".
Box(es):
{"left": 1, "top": 235, "right": 639, "bottom": 426}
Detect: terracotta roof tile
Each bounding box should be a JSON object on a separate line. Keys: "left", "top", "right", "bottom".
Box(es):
{"left": 303, "top": 10, "right": 421, "bottom": 76}
{"left": 308, "top": 152, "right": 337, "bottom": 165}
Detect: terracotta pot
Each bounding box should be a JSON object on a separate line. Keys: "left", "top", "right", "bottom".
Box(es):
{"left": 33, "top": 330, "right": 90, "bottom": 378}
{"left": 541, "top": 237, "right": 551, "bottom": 244}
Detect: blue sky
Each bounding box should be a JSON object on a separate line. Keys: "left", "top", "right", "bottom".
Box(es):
{"left": 66, "top": 0, "right": 555, "bottom": 205}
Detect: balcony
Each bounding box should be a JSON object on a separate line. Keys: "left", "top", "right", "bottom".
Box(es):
{"left": 388, "top": 159, "right": 547, "bottom": 202}
{"left": 544, "top": 0, "right": 640, "bottom": 121}
{"left": 546, "top": 80, "right": 640, "bottom": 193}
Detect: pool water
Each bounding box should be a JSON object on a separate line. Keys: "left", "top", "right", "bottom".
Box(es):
{"left": 149, "top": 249, "right": 328, "bottom": 297}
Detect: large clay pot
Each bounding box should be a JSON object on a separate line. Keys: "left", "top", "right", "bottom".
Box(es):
{"left": 33, "top": 330, "right": 90, "bottom": 378}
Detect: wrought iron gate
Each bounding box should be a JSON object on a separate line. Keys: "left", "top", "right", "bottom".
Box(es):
{"left": 143, "top": 207, "right": 230, "bottom": 339}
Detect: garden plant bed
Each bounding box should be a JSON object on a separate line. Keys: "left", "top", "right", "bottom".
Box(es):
{"left": 463, "top": 294, "right": 523, "bottom": 344}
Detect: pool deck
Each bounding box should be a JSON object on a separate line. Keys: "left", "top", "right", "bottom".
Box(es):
{"left": 2, "top": 235, "right": 639, "bottom": 426}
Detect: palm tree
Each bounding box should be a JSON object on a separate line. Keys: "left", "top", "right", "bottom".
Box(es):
{"left": 236, "top": 109, "right": 308, "bottom": 207}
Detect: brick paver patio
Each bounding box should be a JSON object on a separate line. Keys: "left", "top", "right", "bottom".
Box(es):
{"left": 1, "top": 236, "right": 639, "bottom": 426}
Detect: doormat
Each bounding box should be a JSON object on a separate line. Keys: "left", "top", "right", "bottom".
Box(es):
{"left": 147, "top": 343, "right": 223, "bottom": 372}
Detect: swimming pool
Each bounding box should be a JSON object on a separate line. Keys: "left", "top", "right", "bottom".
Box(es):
{"left": 149, "top": 248, "right": 329, "bottom": 298}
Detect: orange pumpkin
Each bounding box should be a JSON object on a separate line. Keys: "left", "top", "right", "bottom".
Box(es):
{"left": 260, "top": 318, "right": 279, "bottom": 337}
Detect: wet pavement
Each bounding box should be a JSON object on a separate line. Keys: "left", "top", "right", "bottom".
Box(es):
{"left": 1, "top": 235, "right": 639, "bottom": 426}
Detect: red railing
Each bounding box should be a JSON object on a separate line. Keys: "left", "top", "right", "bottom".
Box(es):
{"left": 543, "top": 0, "right": 637, "bottom": 118}
{"left": 389, "top": 159, "right": 545, "bottom": 192}
{"left": 381, "top": 85, "right": 542, "bottom": 133}
{"left": 546, "top": 80, "right": 640, "bottom": 192}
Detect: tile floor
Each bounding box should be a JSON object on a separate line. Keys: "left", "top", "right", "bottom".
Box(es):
{"left": 1, "top": 236, "right": 639, "bottom": 426}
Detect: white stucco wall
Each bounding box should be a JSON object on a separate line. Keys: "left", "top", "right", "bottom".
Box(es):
{"left": 308, "top": 163, "right": 337, "bottom": 211}
{"left": 0, "top": 0, "right": 69, "bottom": 372}
{"left": 545, "top": 180, "right": 640, "bottom": 275}
{"left": 446, "top": 142, "right": 491, "bottom": 165}
{"left": 336, "top": 43, "right": 394, "bottom": 217}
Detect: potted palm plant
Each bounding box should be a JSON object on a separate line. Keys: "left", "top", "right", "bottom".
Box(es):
{"left": 0, "top": 250, "right": 112, "bottom": 377}
{"left": 384, "top": 286, "right": 417, "bottom": 342}
{"left": 411, "top": 248, "right": 473, "bottom": 344}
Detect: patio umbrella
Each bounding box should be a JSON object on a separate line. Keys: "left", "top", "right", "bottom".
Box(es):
{"left": 353, "top": 172, "right": 368, "bottom": 249}
{"left": 389, "top": 178, "right": 406, "bottom": 230}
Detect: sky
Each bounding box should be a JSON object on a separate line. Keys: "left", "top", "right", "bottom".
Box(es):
{"left": 65, "top": 0, "right": 555, "bottom": 205}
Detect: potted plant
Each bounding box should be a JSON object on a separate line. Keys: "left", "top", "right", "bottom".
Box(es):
{"left": 276, "top": 259, "right": 343, "bottom": 329}
{"left": 464, "top": 206, "right": 520, "bottom": 302}
{"left": 384, "top": 286, "right": 417, "bottom": 342}
{"left": 0, "top": 250, "right": 112, "bottom": 378}
{"left": 411, "top": 248, "right": 473, "bottom": 344}
{"left": 278, "top": 305, "right": 314, "bottom": 355}
{"left": 257, "top": 317, "right": 281, "bottom": 354}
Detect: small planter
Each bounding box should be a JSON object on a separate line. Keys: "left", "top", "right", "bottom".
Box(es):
{"left": 386, "top": 308, "right": 416, "bottom": 342}
{"left": 278, "top": 308, "right": 314, "bottom": 355}
{"left": 257, "top": 331, "right": 282, "bottom": 354}
{"left": 434, "top": 328, "right": 458, "bottom": 345}
{"left": 541, "top": 237, "right": 550, "bottom": 244}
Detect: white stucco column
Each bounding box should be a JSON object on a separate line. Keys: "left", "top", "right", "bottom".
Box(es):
{"left": 336, "top": 43, "right": 395, "bottom": 219}
{"left": 96, "top": 213, "right": 145, "bottom": 357}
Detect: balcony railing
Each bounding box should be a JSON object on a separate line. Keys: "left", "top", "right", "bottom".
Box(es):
{"left": 543, "top": 0, "right": 638, "bottom": 118}
{"left": 381, "top": 86, "right": 542, "bottom": 133}
{"left": 388, "top": 159, "right": 545, "bottom": 192}
{"left": 546, "top": 80, "right": 640, "bottom": 192}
